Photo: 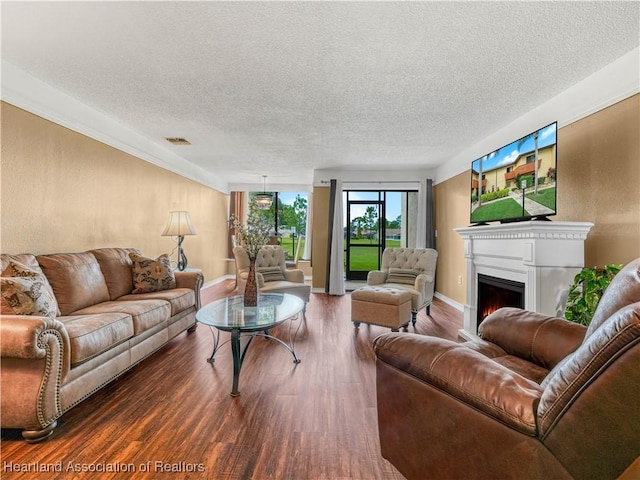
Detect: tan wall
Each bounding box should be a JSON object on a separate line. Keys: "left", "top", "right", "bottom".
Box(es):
{"left": 10, "top": 91, "right": 635, "bottom": 294}
{"left": 435, "top": 94, "right": 640, "bottom": 304}
{"left": 311, "top": 186, "right": 330, "bottom": 289}
{"left": 1, "top": 102, "right": 230, "bottom": 283}
{"left": 555, "top": 95, "right": 640, "bottom": 266}
{"left": 434, "top": 171, "right": 470, "bottom": 305}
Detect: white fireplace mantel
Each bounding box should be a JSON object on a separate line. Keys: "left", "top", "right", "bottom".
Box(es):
{"left": 455, "top": 221, "right": 594, "bottom": 340}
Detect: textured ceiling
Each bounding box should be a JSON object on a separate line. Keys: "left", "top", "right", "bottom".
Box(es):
{"left": 2, "top": 1, "right": 639, "bottom": 188}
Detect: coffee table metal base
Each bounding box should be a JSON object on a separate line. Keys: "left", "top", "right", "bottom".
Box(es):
{"left": 196, "top": 293, "right": 305, "bottom": 396}
{"left": 206, "top": 318, "right": 302, "bottom": 396}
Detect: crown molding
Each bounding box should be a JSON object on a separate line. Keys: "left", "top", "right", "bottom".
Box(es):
{"left": 0, "top": 60, "right": 230, "bottom": 194}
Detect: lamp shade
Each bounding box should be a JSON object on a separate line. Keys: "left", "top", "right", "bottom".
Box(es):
{"left": 161, "top": 211, "right": 196, "bottom": 236}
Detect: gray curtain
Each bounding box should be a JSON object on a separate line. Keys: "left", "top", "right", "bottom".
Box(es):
{"left": 416, "top": 180, "right": 426, "bottom": 248}
{"left": 325, "top": 179, "right": 345, "bottom": 295}
{"left": 416, "top": 178, "right": 436, "bottom": 249}
{"left": 425, "top": 179, "right": 436, "bottom": 249}
{"left": 302, "top": 192, "right": 312, "bottom": 261}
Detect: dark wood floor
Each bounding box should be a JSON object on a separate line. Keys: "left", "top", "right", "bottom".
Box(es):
{"left": 1, "top": 282, "right": 462, "bottom": 480}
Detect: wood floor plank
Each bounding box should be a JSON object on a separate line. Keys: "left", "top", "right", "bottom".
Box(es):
{"left": 1, "top": 281, "right": 462, "bottom": 479}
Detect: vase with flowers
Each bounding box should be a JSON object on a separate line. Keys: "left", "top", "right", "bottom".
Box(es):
{"left": 230, "top": 198, "right": 272, "bottom": 306}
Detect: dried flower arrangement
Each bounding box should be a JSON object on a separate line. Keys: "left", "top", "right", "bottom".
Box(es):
{"left": 229, "top": 198, "right": 272, "bottom": 259}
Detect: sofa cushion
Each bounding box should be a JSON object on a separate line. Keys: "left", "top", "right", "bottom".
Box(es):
{"left": 72, "top": 299, "right": 171, "bottom": 335}
{"left": 463, "top": 339, "right": 555, "bottom": 380}
{"left": 490, "top": 354, "right": 549, "bottom": 384}
{"left": 37, "top": 252, "right": 110, "bottom": 316}
{"left": 386, "top": 268, "right": 418, "bottom": 285}
{"left": 258, "top": 266, "right": 286, "bottom": 283}
{"left": 91, "top": 247, "right": 141, "bottom": 300}
{"left": 129, "top": 253, "right": 176, "bottom": 294}
{"left": 59, "top": 313, "right": 134, "bottom": 366}
{"left": 118, "top": 288, "right": 195, "bottom": 316}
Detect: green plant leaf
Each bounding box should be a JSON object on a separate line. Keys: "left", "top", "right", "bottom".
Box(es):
{"left": 563, "top": 263, "right": 622, "bottom": 326}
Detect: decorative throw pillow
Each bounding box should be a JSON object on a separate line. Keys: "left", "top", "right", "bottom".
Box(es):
{"left": 386, "top": 268, "right": 418, "bottom": 285}
{"left": 3, "top": 260, "right": 42, "bottom": 279}
{"left": 129, "top": 253, "right": 176, "bottom": 294}
{"left": 1, "top": 261, "right": 59, "bottom": 318}
{"left": 258, "top": 266, "right": 286, "bottom": 283}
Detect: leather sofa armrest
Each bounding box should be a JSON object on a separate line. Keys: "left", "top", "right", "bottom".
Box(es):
{"left": 374, "top": 333, "right": 543, "bottom": 435}
{"left": 1, "top": 315, "right": 69, "bottom": 362}
{"left": 480, "top": 307, "right": 587, "bottom": 370}
{"left": 367, "top": 270, "right": 387, "bottom": 285}
{"left": 1, "top": 315, "right": 70, "bottom": 431}
{"left": 283, "top": 269, "right": 304, "bottom": 283}
{"left": 174, "top": 270, "right": 204, "bottom": 310}
{"left": 174, "top": 270, "right": 203, "bottom": 290}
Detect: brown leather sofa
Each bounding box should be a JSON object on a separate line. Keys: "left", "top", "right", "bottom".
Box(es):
{"left": 1, "top": 248, "right": 203, "bottom": 442}
{"left": 374, "top": 257, "right": 640, "bottom": 479}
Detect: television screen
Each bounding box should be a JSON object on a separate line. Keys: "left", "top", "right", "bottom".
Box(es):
{"left": 470, "top": 122, "right": 557, "bottom": 224}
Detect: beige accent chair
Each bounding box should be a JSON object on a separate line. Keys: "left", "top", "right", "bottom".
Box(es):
{"left": 367, "top": 247, "right": 438, "bottom": 324}
{"left": 233, "top": 245, "right": 311, "bottom": 312}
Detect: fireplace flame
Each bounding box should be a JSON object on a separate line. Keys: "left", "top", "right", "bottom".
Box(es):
{"left": 477, "top": 274, "right": 525, "bottom": 327}
{"left": 481, "top": 301, "right": 503, "bottom": 322}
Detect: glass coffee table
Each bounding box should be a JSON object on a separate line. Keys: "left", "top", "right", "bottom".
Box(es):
{"left": 196, "top": 293, "right": 304, "bottom": 396}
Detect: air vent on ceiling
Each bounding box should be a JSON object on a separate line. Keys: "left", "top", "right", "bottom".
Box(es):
{"left": 165, "top": 137, "right": 191, "bottom": 145}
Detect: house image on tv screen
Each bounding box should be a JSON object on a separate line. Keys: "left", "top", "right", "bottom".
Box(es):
{"left": 470, "top": 122, "right": 557, "bottom": 224}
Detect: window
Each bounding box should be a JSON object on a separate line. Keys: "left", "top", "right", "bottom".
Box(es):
{"left": 247, "top": 191, "right": 308, "bottom": 261}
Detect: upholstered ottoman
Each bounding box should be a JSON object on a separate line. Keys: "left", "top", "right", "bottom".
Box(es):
{"left": 351, "top": 286, "right": 412, "bottom": 331}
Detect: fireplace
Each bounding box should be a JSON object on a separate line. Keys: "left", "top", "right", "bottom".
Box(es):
{"left": 455, "top": 221, "right": 593, "bottom": 339}
{"left": 477, "top": 274, "right": 525, "bottom": 326}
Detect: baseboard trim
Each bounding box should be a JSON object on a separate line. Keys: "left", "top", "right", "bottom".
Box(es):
{"left": 203, "top": 274, "right": 313, "bottom": 292}
{"left": 434, "top": 292, "right": 464, "bottom": 312}
{"left": 201, "top": 281, "right": 465, "bottom": 310}
{"left": 202, "top": 275, "right": 235, "bottom": 291}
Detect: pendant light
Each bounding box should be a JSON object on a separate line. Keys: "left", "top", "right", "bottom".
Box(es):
{"left": 254, "top": 175, "right": 273, "bottom": 209}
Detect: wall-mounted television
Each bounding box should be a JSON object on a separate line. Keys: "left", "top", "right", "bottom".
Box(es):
{"left": 470, "top": 122, "right": 557, "bottom": 225}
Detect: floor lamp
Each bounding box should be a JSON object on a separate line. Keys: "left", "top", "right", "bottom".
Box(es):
{"left": 161, "top": 211, "right": 197, "bottom": 271}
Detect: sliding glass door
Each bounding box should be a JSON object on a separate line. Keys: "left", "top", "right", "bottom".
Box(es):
{"left": 345, "top": 196, "right": 384, "bottom": 280}
{"left": 343, "top": 190, "right": 419, "bottom": 280}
